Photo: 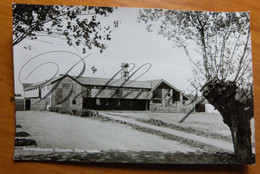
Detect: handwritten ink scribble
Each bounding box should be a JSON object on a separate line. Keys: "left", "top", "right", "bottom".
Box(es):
{"left": 20, "top": 50, "right": 248, "bottom": 123}
{"left": 20, "top": 51, "right": 154, "bottom": 107}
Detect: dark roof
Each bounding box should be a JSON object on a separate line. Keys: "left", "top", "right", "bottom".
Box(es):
{"left": 24, "top": 75, "right": 190, "bottom": 99}
{"left": 76, "top": 76, "right": 152, "bottom": 89}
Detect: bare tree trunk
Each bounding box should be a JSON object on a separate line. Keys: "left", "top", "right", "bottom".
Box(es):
{"left": 201, "top": 80, "right": 254, "bottom": 163}
{"left": 228, "top": 115, "right": 252, "bottom": 162}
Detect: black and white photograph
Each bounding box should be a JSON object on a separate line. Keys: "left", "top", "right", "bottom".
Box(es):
{"left": 13, "top": 4, "right": 255, "bottom": 164}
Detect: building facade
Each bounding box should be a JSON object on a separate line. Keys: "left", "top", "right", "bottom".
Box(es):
{"left": 22, "top": 75, "right": 194, "bottom": 112}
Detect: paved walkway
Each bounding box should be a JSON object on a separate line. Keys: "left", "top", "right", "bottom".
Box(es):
{"left": 100, "top": 112, "right": 234, "bottom": 152}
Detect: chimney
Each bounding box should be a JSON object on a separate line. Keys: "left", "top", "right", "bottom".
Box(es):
{"left": 121, "top": 63, "right": 129, "bottom": 80}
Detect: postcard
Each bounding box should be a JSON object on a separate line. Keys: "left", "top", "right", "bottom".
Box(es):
{"left": 13, "top": 3, "right": 255, "bottom": 164}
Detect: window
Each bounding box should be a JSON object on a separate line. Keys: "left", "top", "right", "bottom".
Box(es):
{"left": 172, "top": 91, "right": 180, "bottom": 103}
{"left": 115, "top": 89, "right": 122, "bottom": 97}
{"left": 55, "top": 88, "right": 63, "bottom": 104}
{"left": 117, "top": 100, "right": 121, "bottom": 106}
{"left": 96, "top": 99, "right": 101, "bottom": 106}
{"left": 153, "top": 89, "right": 162, "bottom": 98}
{"left": 166, "top": 89, "right": 171, "bottom": 97}
{"left": 72, "top": 100, "right": 76, "bottom": 104}
{"left": 105, "top": 99, "right": 109, "bottom": 106}
{"left": 129, "top": 100, "right": 133, "bottom": 107}
{"left": 62, "top": 83, "right": 70, "bottom": 89}
{"left": 57, "top": 88, "right": 62, "bottom": 97}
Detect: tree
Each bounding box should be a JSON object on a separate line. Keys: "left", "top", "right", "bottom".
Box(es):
{"left": 13, "top": 4, "right": 119, "bottom": 53}
{"left": 138, "top": 9, "right": 254, "bottom": 163}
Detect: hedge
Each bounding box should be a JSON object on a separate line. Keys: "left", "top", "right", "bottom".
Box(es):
{"left": 49, "top": 107, "right": 96, "bottom": 117}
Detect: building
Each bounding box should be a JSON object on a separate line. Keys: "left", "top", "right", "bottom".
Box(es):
{"left": 22, "top": 74, "right": 194, "bottom": 112}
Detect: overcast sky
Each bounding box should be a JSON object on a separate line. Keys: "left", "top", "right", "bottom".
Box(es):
{"left": 13, "top": 6, "right": 196, "bottom": 96}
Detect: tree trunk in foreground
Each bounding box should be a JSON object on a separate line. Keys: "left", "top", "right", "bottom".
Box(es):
{"left": 201, "top": 80, "right": 254, "bottom": 163}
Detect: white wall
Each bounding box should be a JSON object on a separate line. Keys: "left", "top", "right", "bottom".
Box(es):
{"left": 24, "top": 89, "right": 39, "bottom": 98}
{"left": 41, "top": 85, "right": 51, "bottom": 98}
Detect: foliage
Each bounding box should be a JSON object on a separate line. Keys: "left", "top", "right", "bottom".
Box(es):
{"left": 138, "top": 9, "right": 252, "bottom": 91}
{"left": 13, "top": 4, "right": 119, "bottom": 53}
{"left": 139, "top": 9, "right": 254, "bottom": 162}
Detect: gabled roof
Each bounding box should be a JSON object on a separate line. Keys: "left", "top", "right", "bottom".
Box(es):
{"left": 76, "top": 76, "right": 151, "bottom": 89}
{"left": 148, "top": 79, "right": 191, "bottom": 100}
{"left": 24, "top": 75, "right": 190, "bottom": 99}
{"left": 148, "top": 79, "right": 161, "bottom": 90}
{"left": 50, "top": 75, "right": 151, "bottom": 89}
{"left": 148, "top": 79, "right": 179, "bottom": 91}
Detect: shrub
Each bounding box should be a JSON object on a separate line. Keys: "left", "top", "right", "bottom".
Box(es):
{"left": 81, "top": 109, "right": 94, "bottom": 117}
{"left": 49, "top": 107, "right": 96, "bottom": 118}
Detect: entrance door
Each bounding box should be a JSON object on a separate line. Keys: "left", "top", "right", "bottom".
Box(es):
{"left": 25, "top": 99, "right": 31, "bottom": 110}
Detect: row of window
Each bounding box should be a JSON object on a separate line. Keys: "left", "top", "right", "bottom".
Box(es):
{"left": 24, "top": 85, "right": 51, "bottom": 92}
{"left": 71, "top": 99, "right": 135, "bottom": 107}
{"left": 94, "top": 98, "right": 133, "bottom": 107}
{"left": 86, "top": 85, "right": 150, "bottom": 92}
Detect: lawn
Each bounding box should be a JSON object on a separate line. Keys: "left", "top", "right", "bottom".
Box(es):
{"left": 106, "top": 111, "right": 254, "bottom": 140}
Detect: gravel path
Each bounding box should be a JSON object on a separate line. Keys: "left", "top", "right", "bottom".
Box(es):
{"left": 15, "top": 111, "right": 199, "bottom": 153}
{"left": 100, "top": 112, "right": 234, "bottom": 152}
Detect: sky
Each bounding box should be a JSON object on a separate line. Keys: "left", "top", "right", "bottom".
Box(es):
{"left": 13, "top": 6, "right": 196, "bottom": 97}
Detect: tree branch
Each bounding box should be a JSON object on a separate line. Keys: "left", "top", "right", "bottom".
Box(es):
{"left": 233, "top": 28, "right": 251, "bottom": 82}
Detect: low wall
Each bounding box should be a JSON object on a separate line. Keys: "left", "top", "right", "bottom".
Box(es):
{"left": 30, "top": 98, "right": 46, "bottom": 110}
{"left": 15, "top": 99, "right": 24, "bottom": 111}
{"left": 150, "top": 102, "right": 194, "bottom": 113}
